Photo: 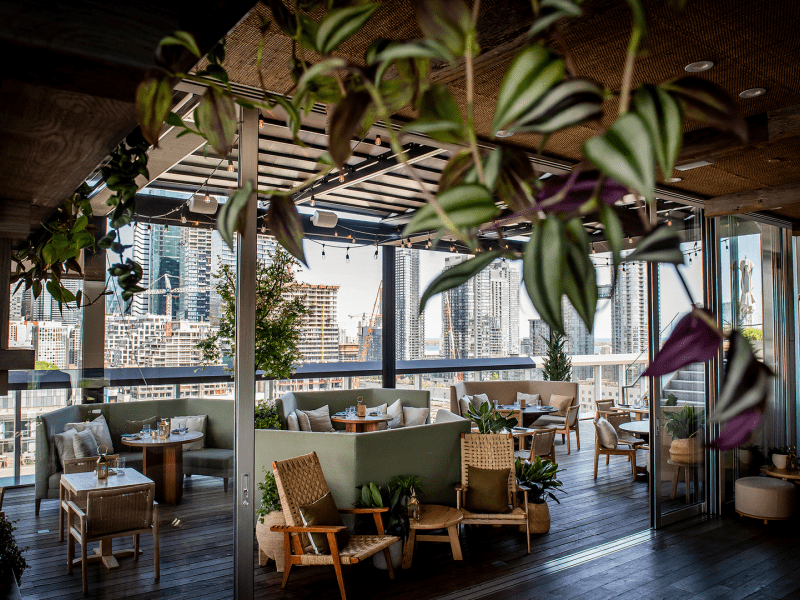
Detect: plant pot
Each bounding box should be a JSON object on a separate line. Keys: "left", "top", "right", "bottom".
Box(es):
{"left": 373, "top": 539, "right": 403, "bottom": 570}
{"left": 772, "top": 454, "right": 790, "bottom": 469}
{"left": 527, "top": 502, "right": 551, "bottom": 534}
{"left": 256, "top": 511, "right": 286, "bottom": 572}
{"left": 669, "top": 437, "right": 704, "bottom": 464}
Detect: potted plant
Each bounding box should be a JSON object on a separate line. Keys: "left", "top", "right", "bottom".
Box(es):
{"left": 254, "top": 400, "right": 281, "bottom": 430}
{"left": 0, "top": 515, "right": 28, "bottom": 587}
{"left": 466, "top": 402, "right": 518, "bottom": 434}
{"left": 255, "top": 468, "right": 286, "bottom": 572}
{"left": 355, "top": 474, "right": 423, "bottom": 570}
{"left": 768, "top": 446, "right": 796, "bottom": 470}
{"left": 664, "top": 406, "right": 704, "bottom": 463}
{"left": 515, "top": 457, "right": 565, "bottom": 534}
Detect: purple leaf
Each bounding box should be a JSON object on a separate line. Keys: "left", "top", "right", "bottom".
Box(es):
{"left": 714, "top": 330, "right": 773, "bottom": 422}
{"left": 537, "top": 168, "right": 627, "bottom": 214}
{"left": 644, "top": 308, "right": 722, "bottom": 377}
{"left": 709, "top": 409, "right": 762, "bottom": 451}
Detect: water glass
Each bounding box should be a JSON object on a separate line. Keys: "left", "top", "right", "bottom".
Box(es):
{"left": 348, "top": 406, "right": 356, "bottom": 418}
{"left": 142, "top": 423, "right": 151, "bottom": 436}
{"left": 377, "top": 405, "right": 383, "bottom": 416}
{"left": 117, "top": 456, "right": 125, "bottom": 475}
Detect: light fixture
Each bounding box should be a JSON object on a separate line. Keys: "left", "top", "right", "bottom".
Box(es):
{"left": 339, "top": 171, "right": 345, "bottom": 182}
{"left": 227, "top": 159, "right": 234, "bottom": 172}
{"left": 164, "top": 224, "right": 169, "bottom": 231}
{"left": 684, "top": 60, "right": 714, "bottom": 72}
{"left": 739, "top": 87, "right": 766, "bottom": 99}
{"left": 375, "top": 135, "right": 382, "bottom": 146}
{"left": 374, "top": 247, "right": 379, "bottom": 259}
{"left": 180, "top": 214, "right": 187, "bottom": 224}
{"left": 345, "top": 247, "right": 350, "bottom": 263}
{"left": 334, "top": 231, "right": 338, "bottom": 236}
{"left": 258, "top": 115, "right": 264, "bottom": 129}
{"left": 684, "top": 213, "right": 695, "bottom": 220}
{"left": 666, "top": 177, "right": 682, "bottom": 183}
{"left": 495, "top": 130, "right": 513, "bottom": 138}
{"left": 146, "top": 223, "right": 151, "bottom": 231}
{"left": 321, "top": 244, "right": 326, "bottom": 259}
{"left": 450, "top": 245, "right": 455, "bottom": 252}
{"left": 668, "top": 219, "right": 673, "bottom": 226}
{"left": 675, "top": 159, "right": 714, "bottom": 171}
{"left": 628, "top": 237, "right": 633, "bottom": 243}
{"left": 261, "top": 223, "right": 267, "bottom": 233}
{"left": 310, "top": 194, "right": 315, "bottom": 206}
{"left": 311, "top": 210, "right": 338, "bottom": 228}
{"left": 189, "top": 194, "right": 218, "bottom": 214}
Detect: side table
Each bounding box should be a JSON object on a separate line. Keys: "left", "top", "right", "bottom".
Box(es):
{"left": 760, "top": 465, "right": 800, "bottom": 484}
{"left": 401, "top": 504, "right": 463, "bottom": 569}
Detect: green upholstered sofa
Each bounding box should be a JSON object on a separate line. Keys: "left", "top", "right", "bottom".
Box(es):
{"left": 35, "top": 398, "right": 234, "bottom": 515}
{"left": 259, "top": 389, "right": 471, "bottom": 510}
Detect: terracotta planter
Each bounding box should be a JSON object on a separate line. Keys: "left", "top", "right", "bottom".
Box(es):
{"left": 256, "top": 511, "right": 286, "bottom": 572}
{"left": 373, "top": 539, "right": 403, "bottom": 570}
{"left": 772, "top": 454, "right": 791, "bottom": 469}
{"left": 669, "top": 437, "right": 704, "bottom": 464}
{"left": 527, "top": 502, "right": 551, "bottom": 534}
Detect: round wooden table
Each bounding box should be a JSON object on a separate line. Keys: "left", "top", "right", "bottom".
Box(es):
{"left": 401, "top": 504, "right": 463, "bottom": 569}
{"left": 616, "top": 404, "right": 650, "bottom": 421}
{"left": 330, "top": 414, "right": 392, "bottom": 433}
{"left": 495, "top": 405, "right": 557, "bottom": 427}
{"left": 760, "top": 465, "right": 800, "bottom": 483}
{"left": 121, "top": 431, "right": 203, "bottom": 505}
{"left": 619, "top": 420, "right": 650, "bottom": 443}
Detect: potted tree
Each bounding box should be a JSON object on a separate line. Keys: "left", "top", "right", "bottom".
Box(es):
{"left": 254, "top": 400, "right": 281, "bottom": 430}
{"left": 515, "top": 457, "right": 565, "bottom": 534}
{"left": 465, "top": 401, "right": 519, "bottom": 433}
{"left": 255, "top": 468, "right": 286, "bottom": 572}
{"left": 0, "top": 515, "right": 28, "bottom": 588}
{"left": 665, "top": 406, "right": 704, "bottom": 463}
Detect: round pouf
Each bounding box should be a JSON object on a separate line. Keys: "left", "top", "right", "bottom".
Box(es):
{"left": 735, "top": 477, "right": 795, "bottom": 524}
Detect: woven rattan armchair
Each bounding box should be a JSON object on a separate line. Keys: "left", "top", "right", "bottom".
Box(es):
{"left": 67, "top": 482, "right": 158, "bottom": 594}
{"left": 595, "top": 399, "right": 619, "bottom": 418}
{"left": 514, "top": 429, "right": 556, "bottom": 463}
{"left": 271, "top": 452, "right": 398, "bottom": 600}
{"left": 605, "top": 413, "right": 646, "bottom": 451}
{"left": 456, "top": 433, "right": 530, "bottom": 554}
{"left": 59, "top": 455, "right": 119, "bottom": 542}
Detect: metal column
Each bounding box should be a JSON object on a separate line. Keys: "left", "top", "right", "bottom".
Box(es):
{"left": 382, "top": 245, "right": 396, "bottom": 388}
{"left": 234, "top": 107, "right": 258, "bottom": 599}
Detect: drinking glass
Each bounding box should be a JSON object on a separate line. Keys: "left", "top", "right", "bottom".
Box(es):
{"left": 117, "top": 456, "right": 125, "bottom": 475}
{"left": 348, "top": 406, "right": 356, "bottom": 418}
{"left": 377, "top": 406, "right": 383, "bottom": 416}
{"left": 142, "top": 423, "right": 151, "bottom": 436}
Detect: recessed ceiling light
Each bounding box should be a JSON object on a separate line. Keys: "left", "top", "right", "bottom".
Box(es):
{"left": 495, "top": 130, "right": 513, "bottom": 138}
{"left": 739, "top": 87, "right": 766, "bottom": 99}
{"left": 767, "top": 158, "right": 783, "bottom": 164}
{"left": 685, "top": 60, "right": 714, "bottom": 72}
{"left": 666, "top": 177, "right": 682, "bottom": 183}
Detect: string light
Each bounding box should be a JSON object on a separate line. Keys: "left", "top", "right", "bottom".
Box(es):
{"left": 345, "top": 247, "right": 350, "bottom": 263}
{"left": 261, "top": 223, "right": 267, "bottom": 233}
{"left": 146, "top": 223, "right": 151, "bottom": 231}
{"left": 375, "top": 135, "right": 382, "bottom": 146}
{"left": 164, "top": 224, "right": 169, "bottom": 231}
{"left": 321, "top": 244, "right": 326, "bottom": 259}
{"left": 204, "top": 194, "right": 211, "bottom": 203}
{"left": 310, "top": 194, "right": 315, "bottom": 207}
{"left": 227, "top": 160, "right": 234, "bottom": 172}
{"left": 180, "top": 214, "right": 187, "bottom": 224}
{"left": 667, "top": 219, "right": 673, "bottom": 226}
{"left": 339, "top": 172, "right": 345, "bottom": 182}
{"left": 258, "top": 115, "right": 264, "bottom": 129}
{"left": 450, "top": 245, "right": 455, "bottom": 252}
{"left": 374, "top": 247, "right": 379, "bottom": 259}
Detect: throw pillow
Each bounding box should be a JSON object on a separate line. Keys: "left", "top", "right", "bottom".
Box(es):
{"left": 550, "top": 394, "right": 574, "bottom": 417}
{"left": 286, "top": 412, "right": 300, "bottom": 431}
{"left": 367, "top": 403, "right": 389, "bottom": 430}
{"left": 402, "top": 406, "right": 429, "bottom": 427}
{"left": 297, "top": 405, "right": 335, "bottom": 433}
{"left": 54, "top": 428, "right": 78, "bottom": 469}
{"left": 124, "top": 415, "right": 159, "bottom": 435}
{"left": 66, "top": 415, "right": 114, "bottom": 453}
{"left": 296, "top": 410, "right": 312, "bottom": 432}
{"left": 459, "top": 396, "right": 474, "bottom": 417}
{"left": 517, "top": 392, "right": 541, "bottom": 406}
{"left": 387, "top": 399, "right": 404, "bottom": 429}
{"left": 299, "top": 491, "right": 350, "bottom": 554}
{"left": 434, "top": 409, "right": 465, "bottom": 424}
{"left": 596, "top": 417, "right": 618, "bottom": 449}
{"left": 465, "top": 466, "right": 511, "bottom": 514}
{"left": 172, "top": 415, "right": 207, "bottom": 451}
{"left": 73, "top": 428, "right": 99, "bottom": 458}
{"left": 472, "top": 393, "right": 489, "bottom": 409}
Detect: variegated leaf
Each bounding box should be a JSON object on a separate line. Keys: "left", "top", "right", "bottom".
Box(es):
{"left": 194, "top": 87, "right": 237, "bottom": 156}
{"left": 268, "top": 195, "right": 308, "bottom": 267}
{"left": 513, "top": 78, "right": 603, "bottom": 134}
{"left": 216, "top": 182, "right": 253, "bottom": 250}
{"left": 420, "top": 250, "right": 507, "bottom": 312}
{"left": 624, "top": 225, "right": 684, "bottom": 265}
{"left": 523, "top": 217, "right": 565, "bottom": 333}
{"left": 403, "top": 184, "right": 499, "bottom": 235}
{"left": 316, "top": 3, "right": 380, "bottom": 55}
{"left": 633, "top": 85, "right": 683, "bottom": 178}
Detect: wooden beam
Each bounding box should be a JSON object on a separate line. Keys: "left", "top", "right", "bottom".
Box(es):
{"left": 0, "top": 200, "right": 31, "bottom": 239}
{"left": 1, "top": 238, "right": 9, "bottom": 394}
{"left": 704, "top": 180, "right": 800, "bottom": 217}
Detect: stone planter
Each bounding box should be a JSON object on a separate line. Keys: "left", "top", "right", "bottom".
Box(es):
{"left": 373, "top": 539, "right": 403, "bottom": 570}
{"left": 669, "top": 437, "right": 704, "bottom": 464}
{"left": 527, "top": 502, "right": 551, "bottom": 534}
{"left": 772, "top": 454, "right": 791, "bottom": 469}
{"left": 256, "top": 511, "right": 286, "bottom": 572}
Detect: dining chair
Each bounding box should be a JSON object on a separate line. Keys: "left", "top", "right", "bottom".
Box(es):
{"left": 555, "top": 405, "right": 581, "bottom": 454}
{"left": 604, "top": 413, "right": 646, "bottom": 452}
{"left": 595, "top": 399, "right": 618, "bottom": 419}
{"left": 593, "top": 418, "right": 638, "bottom": 479}
{"left": 515, "top": 429, "right": 556, "bottom": 463}
{"left": 66, "top": 482, "right": 158, "bottom": 594}
{"left": 59, "top": 455, "right": 119, "bottom": 542}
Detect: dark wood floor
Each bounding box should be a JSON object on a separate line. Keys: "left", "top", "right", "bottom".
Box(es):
{"left": 7, "top": 421, "right": 799, "bottom": 599}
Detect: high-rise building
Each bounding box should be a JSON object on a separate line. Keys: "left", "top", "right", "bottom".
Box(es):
{"left": 291, "top": 284, "right": 340, "bottom": 363}
{"left": 441, "top": 256, "right": 519, "bottom": 359}
{"left": 562, "top": 297, "right": 594, "bottom": 379}
{"left": 178, "top": 228, "right": 213, "bottom": 321}
{"left": 34, "top": 322, "right": 73, "bottom": 369}
{"left": 19, "top": 280, "right": 82, "bottom": 325}
{"left": 132, "top": 223, "right": 181, "bottom": 317}
{"left": 612, "top": 259, "right": 648, "bottom": 355}
{"left": 395, "top": 249, "right": 425, "bottom": 360}
{"left": 358, "top": 315, "right": 382, "bottom": 362}
{"left": 529, "top": 319, "right": 551, "bottom": 356}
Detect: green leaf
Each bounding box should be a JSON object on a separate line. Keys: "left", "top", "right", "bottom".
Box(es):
{"left": 46, "top": 280, "right": 63, "bottom": 303}
{"left": 316, "top": 3, "right": 380, "bottom": 55}
{"left": 158, "top": 31, "right": 201, "bottom": 57}
{"left": 523, "top": 217, "right": 565, "bottom": 333}
{"left": 328, "top": 90, "right": 372, "bottom": 169}
{"left": 413, "top": 0, "right": 472, "bottom": 60}
{"left": 361, "top": 485, "right": 372, "bottom": 507}
{"left": 371, "top": 39, "right": 450, "bottom": 64}
{"left": 625, "top": 225, "right": 685, "bottom": 265}
{"left": 492, "top": 45, "right": 564, "bottom": 135}
{"left": 563, "top": 219, "right": 597, "bottom": 332}
{"left": 136, "top": 74, "right": 173, "bottom": 147}
{"left": 265, "top": 0, "right": 297, "bottom": 37}
{"left": 403, "top": 184, "right": 499, "bottom": 236}
{"left": 420, "top": 250, "right": 506, "bottom": 312}
{"left": 216, "top": 182, "right": 254, "bottom": 250}
{"left": 583, "top": 112, "right": 655, "bottom": 202}
{"left": 165, "top": 111, "right": 184, "bottom": 128}
{"left": 194, "top": 87, "right": 237, "bottom": 156}
{"left": 405, "top": 84, "right": 466, "bottom": 144}
{"left": 624, "top": 0, "right": 649, "bottom": 53}
{"left": 267, "top": 195, "right": 308, "bottom": 267}
{"left": 598, "top": 204, "right": 624, "bottom": 274}
{"left": 511, "top": 78, "right": 603, "bottom": 134}
{"left": 296, "top": 58, "right": 347, "bottom": 93}
{"left": 369, "top": 483, "right": 383, "bottom": 508}
{"left": 529, "top": 0, "right": 583, "bottom": 38}
{"left": 438, "top": 150, "right": 473, "bottom": 193}
{"left": 662, "top": 77, "right": 747, "bottom": 142}
{"left": 633, "top": 85, "right": 683, "bottom": 178}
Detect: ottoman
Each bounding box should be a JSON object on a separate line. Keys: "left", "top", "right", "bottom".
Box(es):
{"left": 735, "top": 476, "right": 795, "bottom": 524}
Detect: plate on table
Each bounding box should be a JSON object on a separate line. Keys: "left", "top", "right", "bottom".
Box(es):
{"left": 540, "top": 406, "right": 555, "bottom": 411}
{"left": 121, "top": 433, "right": 141, "bottom": 441}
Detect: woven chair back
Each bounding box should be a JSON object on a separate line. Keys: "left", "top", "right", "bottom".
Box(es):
{"left": 63, "top": 455, "right": 119, "bottom": 474}
{"left": 272, "top": 452, "right": 331, "bottom": 530}
{"left": 595, "top": 399, "right": 615, "bottom": 415}
{"left": 86, "top": 483, "right": 154, "bottom": 537}
{"left": 460, "top": 433, "right": 515, "bottom": 504}
{"left": 566, "top": 405, "right": 580, "bottom": 427}
{"left": 531, "top": 429, "right": 556, "bottom": 459}
{"left": 606, "top": 412, "right": 632, "bottom": 437}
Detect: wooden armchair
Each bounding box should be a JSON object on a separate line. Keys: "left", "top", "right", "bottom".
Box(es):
{"left": 67, "top": 483, "right": 158, "bottom": 594}
{"left": 59, "top": 455, "right": 119, "bottom": 542}
{"left": 593, "top": 420, "right": 638, "bottom": 479}
{"left": 595, "top": 399, "right": 619, "bottom": 418}
{"left": 515, "top": 429, "right": 556, "bottom": 463}
{"left": 457, "top": 433, "right": 530, "bottom": 554}
{"left": 271, "top": 452, "right": 398, "bottom": 600}
{"left": 555, "top": 405, "right": 581, "bottom": 454}
{"left": 605, "top": 413, "right": 646, "bottom": 451}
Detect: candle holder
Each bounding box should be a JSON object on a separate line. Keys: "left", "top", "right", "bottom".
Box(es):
{"left": 158, "top": 419, "right": 169, "bottom": 440}
{"left": 96, "top": 445, "right": 110, "bottom": 480}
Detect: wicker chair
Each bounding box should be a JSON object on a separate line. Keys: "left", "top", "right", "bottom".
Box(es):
{"left": 457, "top": 433, "right": 530, "bottom": 554}
{"left": 595, "top": 399, "right": 619, "bottom": 418}
{"left": 271, "top": 452, "right": 398, "bottom": 600}
{"left": 555, "top": 405, "right": 581, "bottom": 454}
{"left": 593, "top": 420, "right": 638, "bottom": 479}
{"left": 59, "top": 455, "right": 118, "bottom": 542}
{"left": 515, "top": 429, "right": 556, "bottom": 463}
{"left": 605, "top": 413, "right": 646, "bottom": 451}
{"left": 66, "top": 482, "right": 158, "bottom": 594}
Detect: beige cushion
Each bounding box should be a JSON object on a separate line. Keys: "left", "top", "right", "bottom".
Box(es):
{"left": 402, "top": 406, "right": 429, "bottom": 427}
{"left": 435, "top": 409, "right": 465, "bottom": 424}
{"left": 171, "top": 415, "right": 207, "bottom": 450}
{"left": 287, "top": 412, "right": 300, "bottom": 431}
{"left": 73, "top": 428, "right": 99, "bottom": 458}
{"left": 473, "top": 393, "right": 490, "bottom": 407}
{"left": 125, "top": 415, "right": 159, "bottom": 435}
{"left": 54, "top": 428, "right": 78, "bottom": 469}
{"left": 735, "top": 477, "right": 795, "bottom": 519}
{"left": 517, "top": 392, "right": 541, "bottom": 406}
{"left": 387, "top": 399, "right": 404, "bottom": 429}
{"left": 299, "top": 491, "right": 349, "bottom": 554}
{"left": 366, "top": 403, "right": 389, "bottom": 430}
{"left": 596, "top": 417, "right": 618, "bottom": 449}
{"left": 66, "top": 415, "right": 114, "bottom": 454}
{"left": 550, "top": 394, "right": 574, "bottom": 417}
{"left": 297, "top": 405, "right": 335, "bottom": 432}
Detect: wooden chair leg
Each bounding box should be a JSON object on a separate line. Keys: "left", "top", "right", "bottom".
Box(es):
{"left": 384, "top": 548, "right": 395, "bottom": 579}
{"left": 566, "top": 429, "right": 571, "bottom": 454}
{"left": 606, "top": 454, "right": 610, "bottom": 465}
{"left": 594, "top": 447, "right": 600, "bottom": 479}
{"left": 224, "top": 477, "right": 229, "bottom": 493}
{"left": 153, "top": 504, "right": 160, "bottom": 580}
{"left": 328, "top": 533, "right": 347, "bottom": 600}
{"left": 59, "top": 504, "right": 64, "bottom": 542}
{"left": 67, "top": 531, "right": 74, "bottom": 573}
{"left": 281, "top": 534, "right": 293, "bottom": 589}
{"left": 134, "top": 533, "right": 140, "bottom": 561}
{"left": 36, "top": 498, "right": 41, "bottom": 516}
{"left": 575, "top": 425, "right": 580, "bottom": 450}
{"left": 630, "top": 452, "right": 637, "bottom": 478}
{"left": 81, "top": 538, "right": 88, "bottom": 594}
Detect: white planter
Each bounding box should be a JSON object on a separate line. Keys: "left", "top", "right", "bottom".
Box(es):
{"left": 772, "top": 454, "right": 790, "bottom": 469}
{"left": 256, "top": 511, "right": 286, "bottom": 572}
{"left": 373, "top": 539, "right": 403, "bottom": 570}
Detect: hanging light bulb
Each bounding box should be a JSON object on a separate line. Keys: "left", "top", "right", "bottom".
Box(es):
{"left": 181, "top": 214, "right": 187, "bottom": 224}
{"left": 374, "top": 247, "right": 379, "bottom": 259}
{"left": 258, "top": 115, "right": 264, "bottom": 129}
{"left": 375, "top": 135, "right": 382, "bottom": 146}
{"left": 628, "top": 237, "right": 633, "bottom": 243}
{"left": 146, "top": 223, "right": 151, "bottom": 231}
{"left": 310, "top": 194, "right": 315, "bottom": 207}
{"left": 345, "top": 247, "right": 350, "bottom": 263}
{"left": 334, "top": 230, "right": 338, "bottom": 237}
{"left": 261, "top": 223, "right": 267, "bottom": 233}
{"left": 668, "top": 219, "right": 673, "bottom": 226}
{"left": 450, "top": 245, "right": 455, "bottom": 252}
{"left": 321, "top": 244, "right": 326, "bottom": 259}
{"left": 339, "top": 171, "right": 345, "bottom": 182}
{"left": 164, "top": 224, "right": 169, "bottom": 231}
{"left": 227, "top": 160, "right": 234, "bottom": 172}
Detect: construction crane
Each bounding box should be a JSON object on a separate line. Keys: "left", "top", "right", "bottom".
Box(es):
{"left": 444, "top": 292, "right": 462, "bottom": 382}
{"left": 141, "top": 274, "right": 211, "bottom": 336}
{"left": 352, "top": 281, "right": 382, "bottom": 389}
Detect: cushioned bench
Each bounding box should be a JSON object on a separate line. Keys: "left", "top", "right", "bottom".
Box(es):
{"left": 735, "top": 476, "right": 796, "bottom": 523}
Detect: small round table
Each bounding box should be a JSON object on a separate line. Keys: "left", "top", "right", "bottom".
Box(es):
{"left": 330, "top": 414, "right": 392, "bottom": 433}
{"left": 760, "top": 465, "right": 800, "bottom": 484}
{"left": 120, "top": 431, "right": 203, "bottom": 505}
{"left": 619, "top": 420, "right": 650, "bottom": 444}
{"left": 401, "top": 504, "right": 463, "bottom": 569}
{"left": 495, "top": 405, "right": 557, "bottom": 427}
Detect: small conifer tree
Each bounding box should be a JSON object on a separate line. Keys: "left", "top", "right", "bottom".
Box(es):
{"left": 541, "top": 332, "right": 572, "bottom": 382}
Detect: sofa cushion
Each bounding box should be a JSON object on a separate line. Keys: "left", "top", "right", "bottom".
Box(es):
{"left": 465, "top": 466, "right": 510, "bottom": 514}
{"left": 299, "top": 491, "right": 349, "bottom": 555}
{"left": 434, "top": 409, "right": 465, "bottom": 424}
{"left": 387, "top": 399, "right": 404, "bottom": 429}
{"left": 287, "top": 412, "right": 300, "bottom": 431}
{"left": 73, "top": 429, "right": 99, "bottom": 458}
{"left": 596, "top": 417, "right": 618, "bottom": 449}
{"left": 171, "top": 415, "right": 207, "bottom": 450}
{"left": 402, "top": 406, "right": 429, "bottom": 427}
{"left": 535, "top": 415, "right": 565, "bottom": 427}
{"left": 183, "top": 448, "right": 234, "bottom": 472}
{"left": 124, "top": 416, "right": 159, "bottom": 435}
{"left": 517, "top": 392, "right": 540, "bottom": 406}
{"left": 297, "top": 406, "right": 335, "bottom": 433}
{"left": 550, "top": 395, "right": 574, "bottom": 417}
{"left": 66, "top": 415, "right": 114, "bottom": 453}
{"left": 54, "top": 428, "right": 78, "bottom": 469}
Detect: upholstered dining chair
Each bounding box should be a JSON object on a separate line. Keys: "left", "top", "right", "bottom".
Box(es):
{"left": 593, "top": 418, "right": 638, "bottom": 479}
{"left": 271, "top": 452, "right": 398, "bottom": 600}
{"left": 457, "top": 433, "right": 530, "bottom": 553}
{"left": 595, "top": 399, "right": 618, "bottom": 418}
